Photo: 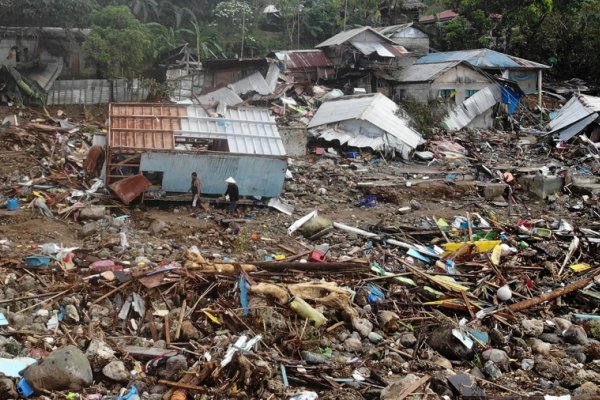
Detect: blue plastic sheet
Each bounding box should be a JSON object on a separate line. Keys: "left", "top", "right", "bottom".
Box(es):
{"left": 501, "top": 86, "right": 521, "bottom": 114}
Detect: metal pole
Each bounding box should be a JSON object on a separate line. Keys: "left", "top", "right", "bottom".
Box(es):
{"left": 538, "top": 69, "right": 543, "bottom": 122}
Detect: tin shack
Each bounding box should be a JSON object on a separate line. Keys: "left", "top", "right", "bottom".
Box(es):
{"left": 106, "top": 103, "right": 287, "bottom": 200}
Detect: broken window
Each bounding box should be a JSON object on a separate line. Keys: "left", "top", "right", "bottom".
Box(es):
{"left": 439, "top": 89, "right": 455, "bottom": 99}
{"left": 465, "top": 89, "right": 479, "bottom": 99}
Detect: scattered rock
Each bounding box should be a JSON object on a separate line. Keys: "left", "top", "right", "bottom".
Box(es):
{"left": 64, "top": 304, "right": 80, "bottom": 322}
{"left": 521, "top": 358, "right": 535, "bottom": 371}
{"left": 482, "top": 349, "right": 509, "bottom": 370}
{"left": 149, "top": 219, "right": 169, "bottom": 235}
{"left": 539, "top": 333, "right": 561, "bottom": 344}
{"left": 529, "top": 338, "right": 552, "bottom": 355}
{"left": 344, "top": 337, "right": 363, "bottom": 352}
{"left": 158, "top": 355, "right": 188, "bottom": 380}
{"left": 427, "top": 327, "right": 474, "bottom": 360}
{"left": 0, "top": 377, "right": 17, "bottom": 400}
{"left": 22, "top": 345, "right": 93, "bottom": 392}
{"left": 79, "top": 206, "right": 106, "bottom": 220}
{"left": 80, "top": 221, "right": 100, "bottom": 237}
{"left": 563, "top": 325, "right": 588, "bottom": 345}
{"left": 409, "top": 199, "right": 422, "bottom": 210}
{"left": 352, "top": 317, "right": 373, "bottom": 337}
{"left": 368, "top": 332, "right": 384, "bottom": 343}
{"left": 301, "top": 351, "right": 329, "bottom": 364}
{"left": 431, "top": 355, "right": 453, "bottom": 370}
{"left": 587, "top": 320, "right": 600, "bottom": 340}
{"left": 483, "top": 360, "right": 503, "bottom": 379}
{"left": 400, "top": 332, "right": 417, "bottom": 347}
{"left": 180, "top": 320, "right": 200, "bottom": 340}
{"left": 521, "top": 319, "right": 544, "bottom": 337}
{"left": 102, "top": 360, "right": 130, "bottom": 382}
{"left": 573, "top": 382, "right": 600, "bottom": 396}
{"left": 534, "top": 358, "right": 562, "bottom": 379}
{"left": 86, "top": 339, "right": 115, "bottom": 362}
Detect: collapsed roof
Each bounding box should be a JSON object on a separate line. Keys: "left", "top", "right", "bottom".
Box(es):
{"left": 307, "top": 93, "right": 424, "bottom": 158}
{"left": 546, "top": 93, "right": 600, "bottom": 141}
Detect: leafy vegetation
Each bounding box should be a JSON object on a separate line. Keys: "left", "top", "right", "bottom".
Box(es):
{"left": 83, "top": 6, "right": 152, "bottom": 79}
{"left": 0, "top": 0, "right": 599, "bottom": 83}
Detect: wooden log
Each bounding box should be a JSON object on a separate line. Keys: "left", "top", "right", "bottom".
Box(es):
{"left": 509, "top": 270, "right": 600, "bottom": 312}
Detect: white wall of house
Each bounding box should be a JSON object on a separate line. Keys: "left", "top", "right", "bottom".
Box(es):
{"left": 395, "top": 64, "right": 492, "bottom": 104}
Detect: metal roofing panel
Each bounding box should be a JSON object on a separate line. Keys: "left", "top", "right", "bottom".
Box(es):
{"left": 416, "top": 49, "right": 550, "bottom": 70}
{"left": 351, "top": 41, "right": 395, "bottom": 57}
{"left": 396, "top": 61, "right": 460, "bottom": 82}
{"left": 547, "top": 94, "right": 600, "bottom": 133}
{"left": 316, "top": 26, "right": 395, "bottom": 48}
{"left": 443, "top": 85, "right": 502, "bottom": 131}
{"left": 109, "top": 103, "right": 285, "bottom": 156}
{"left": 558, "top": 113, "right": 599, "bottom": 141}
{"left": 109, "top": 174, "right": 152, "bottom": 205}
{"left": 196, "top": 87, "right": 243, "bottom": 106}
{"left": 307, "top": 93, "right": 424, "bottom": 151}
{"left": 273, "top": 50, "right": 333, "bottom": 69}
{"left": 177, "top": 106, "right": 286, "bottom": 156}
{"left": 228, "top": 71, "right": 272, "bottom": 96}
{"left": 109, "top": 104, "right": 182, "bottom": 150}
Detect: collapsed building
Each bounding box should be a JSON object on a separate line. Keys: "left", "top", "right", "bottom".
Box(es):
{"left": 307, "top": 92, "right": 424, "bottom": 158}
{"left": 105, "top": 103, "right": 287, "bottom": 203}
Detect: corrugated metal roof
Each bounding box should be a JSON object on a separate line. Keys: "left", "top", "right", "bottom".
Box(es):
{"left": 443, "top": 85, "right": 502, "bottom": 131}
{"left": 420, "top": 9, "right": 459, "bottom": 23}
{"left": 316, "top": 26, "right": 396, "bottom": 48}
{"left": 547, "top": 93, "right": 600, "bottom": 136}
{"left": 109, "top": 103, "right": 286, "bottom": 156}
{"left": 196, "top": 87, "right": 243, "bottom": 106}
{"left": 109, "top": 104, "right": 182, "bottom": 150}
{"left": 375, "top": 23, "right": 428, "bottom": 39}
{"left": 178, "top": 106, "right": 286, "bottom": 156}
{"left": 307, "top": 93, "right": 424, "bottom": 155}
{"left": 396, "top": 61, "right": 466, "bottom": 82}
{"left": 416, "top": 49, "right": 550, "bottom": 70}
{"left": 272, "top": 50, "right": 333, "bottom": 69}
{"left": 228, "top": 71, "right": 272, "bottom": 96}
{"left": 109, "top": 174, "right": 152, "bottom": 205}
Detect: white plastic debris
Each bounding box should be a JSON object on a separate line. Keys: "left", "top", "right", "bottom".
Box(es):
{"left": 288, "top": 210, "right": 318, "bottom": 235}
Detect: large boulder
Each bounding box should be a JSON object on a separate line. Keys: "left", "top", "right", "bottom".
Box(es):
{"left": 22, "top": 345, "right": 93, "bottom": 392}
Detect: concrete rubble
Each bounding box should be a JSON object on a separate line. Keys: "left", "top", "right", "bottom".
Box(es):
{"left": 0, "top": 89, "right": 599, "bottom": 400}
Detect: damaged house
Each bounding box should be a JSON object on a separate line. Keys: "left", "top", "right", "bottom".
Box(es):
{"left": 546, "top": 93, "right": 600, "bottom": 144}
{"left": 160, "top": 47, "right": 279, "bottom": 102}
{"left": 105, "top": 103, "right": 287, "bottom": 202}
{"left": 0, "top": 26, "right": 89, "bottom": 103}
{"left": 375, "top": 23, "right": 430, "bottom": 55}
{"left": 269, "top": 49, "right": 334, "bottom": 83}
{"left": 315, "top": 26, "right": 410, "bottom": 94}
{"left": 307, "top": 92, "right": 424, "bottom": 159}
{"left": 415, "top": 49, "right": 550, "bottom": 97}
{"left": 394, "top": 60, "right": 495, "bottom": 104}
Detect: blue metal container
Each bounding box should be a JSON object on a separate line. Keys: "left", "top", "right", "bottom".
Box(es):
{"left": 6, "top": 197, "right": 18, "bottom": 211}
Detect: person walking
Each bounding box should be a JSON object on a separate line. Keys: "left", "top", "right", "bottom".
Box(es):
{"left": 190, "top": 172, "right": 201, "bottom": 211}
{"left": 224, "top": 177, "right": 239, "bottom": 215}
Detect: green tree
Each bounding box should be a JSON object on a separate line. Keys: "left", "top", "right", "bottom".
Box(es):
{"left": 83, "top": 6, "right": 153, "bottom": 78}
{"left": 0, "top": 0, "right": 96, "bottom": 27}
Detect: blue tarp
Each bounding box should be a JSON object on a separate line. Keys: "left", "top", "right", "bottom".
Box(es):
{"left": 501, "top": 86, "right": 521, "bottom": 114}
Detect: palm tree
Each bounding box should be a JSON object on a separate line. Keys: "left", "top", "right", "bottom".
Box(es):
{"left": 179, "top": 8, "right": 226, "bottom": 59}
{"left": 130, "top": 0, "right": 159, "bottom": 21}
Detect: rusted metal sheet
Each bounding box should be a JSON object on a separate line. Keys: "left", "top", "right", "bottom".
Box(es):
{"left": 274, "top": 50, "right": 333, "bottom": 70}
{"left": 109, "top": 104, "right": 183, "bottom": 150}
{"left": 109, "top": 174, "right": 152, "bottom": 205}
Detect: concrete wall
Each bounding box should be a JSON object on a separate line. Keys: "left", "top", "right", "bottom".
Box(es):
{"left": 278, "top": 126, "right": 307, "bottom": 157}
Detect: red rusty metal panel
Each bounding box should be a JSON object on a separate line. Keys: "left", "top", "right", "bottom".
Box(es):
{"left": 109, "top": 174, "right": 152, "bottom": 205}
{"left": 285, "top": 50, "right": 333, "bottom": 70}
{"left": 109, "top": 103, "right": 185, "bottom": 150}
